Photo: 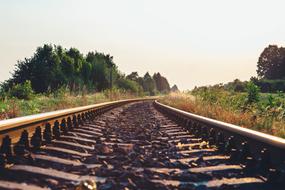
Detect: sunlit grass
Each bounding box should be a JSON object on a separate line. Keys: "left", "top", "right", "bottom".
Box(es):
{"left": 160, "top": 92, "right": 285, "bottom": 138}
{"left": 0, "top": 89, "right": 138, "bottom": 120}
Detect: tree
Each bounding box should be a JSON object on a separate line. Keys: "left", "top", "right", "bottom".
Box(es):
{"left": 25, "top": 44, "right": 61, "bottom": 93}
{"left": 143, "top": 72, "right": 156, "bottom": 95}
{"left": 171, "top": 85, "right": 179, "bottom": 92}
{"left": 3, "top": 44, "right": 172, "bottom": 96}
{"left": 116, "top": 78, "right": 142, "bottom": 94}
{"left": 105, "top": 54, "right": 115, "bottom": 89}
{"left": 126, "top": 72, "right": 139, "bottom": 81}
{"left": 257, "top": 45, "right": 285, "bottom": 79}
{"left": 86, "top": 52, "right": 109, "bottom": 91}
{"left": 153, "top": 72, "right": 170, "bottom": 93}
{"left": 61, "top": 52, "right": 75, "bottom": 89}
{"left": 224, "top": 79, "right": 246, "bottom": 92}
{"left": 9, "top": 80, "right": 34, "bottom": 100}
{"left": 81, "top": 61, "right": 92, "bottom": 88}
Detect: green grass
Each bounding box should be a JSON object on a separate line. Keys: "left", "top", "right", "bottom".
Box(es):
{"left": 160, "top": 91, "right": 285, "bottom": 138}
{"left": 0, "top": 89, "right": 139, "bottom": 120}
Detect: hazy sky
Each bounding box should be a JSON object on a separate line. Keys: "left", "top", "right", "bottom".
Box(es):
{"left": 1, "top": 0, "right": 285, "bottom": 90}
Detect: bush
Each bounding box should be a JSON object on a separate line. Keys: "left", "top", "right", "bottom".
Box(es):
{"left": 224, "top": 79, "right": 247, "bottom": 92}
{"left": 246, "top": 81, "right": 260, "bottom": 104}
{"left": 254, "top": 79, "right": 285, "bottom": 93}
{"left": 116, "top": 78, "right": 142, "bottom": 94}
{"left": 9, "top": 80, "right": 34, "bottom": 100}
{"left": 0, "top": 86, "right": 7, "bottom": 101}
{"left": 53, "top": 86, "right": 70, "bottom": 98}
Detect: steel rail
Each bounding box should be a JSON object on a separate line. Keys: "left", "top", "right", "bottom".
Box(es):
{"left": 154, "top": 100, "right": 285, "bottom": 178}
{"left": 0, "top": 97, "right": 155, "bottom": 166}
{"left": 0, "top": 98, "right": 156, "bottom": 138}
{"left": 0, "top": 98, "right": 153, "bottom": 133}
{"left": 2, "top": 100, "right": 276, "bottom": 189}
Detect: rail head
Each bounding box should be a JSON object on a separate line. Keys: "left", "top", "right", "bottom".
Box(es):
{"left": 154, "top": 100, "right": 285, "bottom": 173}
{"left": 0, "top": 97, "right": 157, "bottom": 144}
{"left": 155, "top": 100, "right": 285, "bottom": 149}
{"left": 0, "top": 97, "right": 157, "bottom": 168}
{"left": 0, "top": 98, "right": 155, "bottom": 132}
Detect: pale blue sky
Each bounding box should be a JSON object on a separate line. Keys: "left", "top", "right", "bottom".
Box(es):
{"left": 0, "top": 0, "right": 285, "bottom": 90}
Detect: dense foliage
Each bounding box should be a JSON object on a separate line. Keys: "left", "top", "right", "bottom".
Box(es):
{"left": 126, "top": 71, "right": 172, "bottom": 95}
{"left": 8, "top": 81, "right": 35, "bottom": 100}
{"left": 251, "top": 78, "right": 285, "bottom": 93}
{"left": 1, "top": 44, "right": 174, "bottom": 99}
{"left": 257, "top": 45, "right": 285, "bottom": 80}
{"left": 251, "top": 44, "right": 285, "bottom": 92}
{"left": 153, "top": 72, "right": 170, "bottom": 93}
{"left": 246, "top": 81, "right": 260, "bottom": 104}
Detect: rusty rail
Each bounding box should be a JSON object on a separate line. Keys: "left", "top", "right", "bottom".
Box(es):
{"left": 154, "top": 100, "right": 285, "bottom": 181}
{"left": 0, "top": 98, "right": 155, "bottom": 166}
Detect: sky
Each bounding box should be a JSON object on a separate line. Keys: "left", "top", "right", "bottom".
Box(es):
{"left": 0, "top": 0, "right": 285, "bottom": 90}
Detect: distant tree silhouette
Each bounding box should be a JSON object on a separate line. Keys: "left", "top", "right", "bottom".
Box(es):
{"left": 257, "top": 45, "right": 285, "bottom": 79}
{"left": 126, "top": 72, "right": 139, "bottom": 81}
{"left": 153, "top": 72, "right": 170, "bottom": 93}
{"left": 143, "top": 72, "right": 156, "bottom": 95}
{"left": 171, "top": 85, "right": 179, "bottom": 92}
{"left": 224, "top": 79, "right": 246, "bottom": 92}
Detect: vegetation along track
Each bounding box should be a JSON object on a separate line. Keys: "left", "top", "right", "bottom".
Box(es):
{"left": 0, "top": 99, "right": 284, "bottom": 190}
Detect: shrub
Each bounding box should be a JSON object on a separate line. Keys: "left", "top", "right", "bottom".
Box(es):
{"left": 53, "top": 86, "right": 70, "bottom": 98}
{"left": 116, "top": 78, "right": 142, "bottom": 94}
{"left": 246, "top": 81, "right": 260, "bottom": 104}
{"left": 19, "top": 100, "right": 40, "bottom": 115}
{"left": 0, "top": 86, "right": 7, "bottom": 101}
{"left": 254, "top": 79, "right": 285, "bottom": 93}
{"left": 9, "top": 80, "right": 34, "bottom": 100}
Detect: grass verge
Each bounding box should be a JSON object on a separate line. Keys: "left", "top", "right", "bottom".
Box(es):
{"left": 159, "top": 92, "right": 285, "bottom": 138}
{"left": 0, "top": 89, "right": 139, "bottom": 120}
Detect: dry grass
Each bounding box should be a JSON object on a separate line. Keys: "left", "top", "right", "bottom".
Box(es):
{"left": 160, "top": 92, "right": 285, "bottom": 138}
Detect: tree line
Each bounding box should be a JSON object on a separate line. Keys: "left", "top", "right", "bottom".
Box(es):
{"left": 1, "top": 44, "right": 178, "bottom": 99}
{"left": 252, "top": 45, "right": 285, "bottom": 92}
{"left": 194, "top": 44, "right": 285, "bottom": 93}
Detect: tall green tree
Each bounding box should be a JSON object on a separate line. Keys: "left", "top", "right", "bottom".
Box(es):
{"left": 143, "top": 72, "right": 156, "bottom": 95}
{"left": 257, "top": 45, "right": 285, "bottom": 79}
{"left": 11, "top": 44, "right": 63, "bottom": 93}
{"left": 153, "top": 72, "right": 170, "bottom": 93}
{"left": 2, "top": 44, "right": 172, "bottom": 97}
{"left": 126, "top": 72, "right": 139, "bottom": 81}
{"left": 105, "top": 54, "right": 115, "bottom": 89}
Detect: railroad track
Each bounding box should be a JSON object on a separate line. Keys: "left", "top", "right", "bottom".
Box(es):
{"left": 0, "top": 99, "right": 284, "bottom": 190}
